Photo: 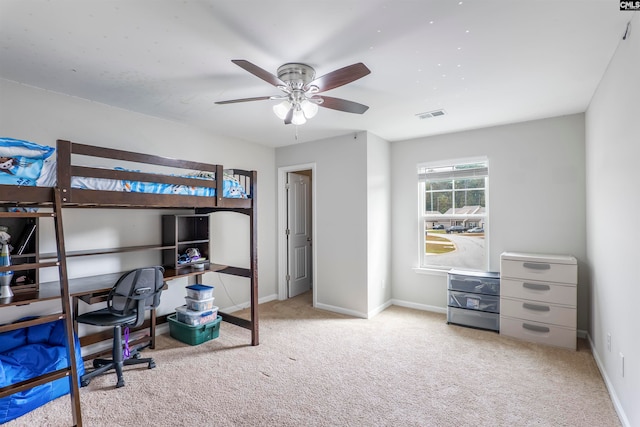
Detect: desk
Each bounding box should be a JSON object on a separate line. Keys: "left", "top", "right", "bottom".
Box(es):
{"left": 70, "top": 264, "right": 226, "bottom": 352}
{"left": 1, "top": 262, "right": 248, "bottom": 356}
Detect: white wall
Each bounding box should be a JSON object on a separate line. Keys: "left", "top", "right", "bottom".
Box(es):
{"left": 586, "top": 12, "right": 639, "bottom": 427}
{"left": 366, "top": 132, "right": 392, "bottom": 316}
{"left": 0, "top": 79, "right": 277, "bottom": 326}
{"left": 276, "top": 132, "right": 370, "bottom": 316}
{"left": 390, "top": 114, "right": 588, "bottom": 329}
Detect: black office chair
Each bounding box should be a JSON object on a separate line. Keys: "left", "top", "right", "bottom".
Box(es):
{"left": 76, "top": 266, "right": 165, "bottom": 388}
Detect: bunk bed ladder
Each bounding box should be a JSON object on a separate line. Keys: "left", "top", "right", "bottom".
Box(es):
{"left": 53, "top": 187, "right": 83, "bottom": 426}
{"left": 0, "top": 188, "right": 83, "bottom": 426}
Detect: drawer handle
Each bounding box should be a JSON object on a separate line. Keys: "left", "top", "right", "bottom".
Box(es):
{"left": 522, "top": 323, "right": 550, "bottom": 333}
{"left": 523, "top": 262, "right": 551, "bottom": 270}
{"left": 522, "top": 302, "right": 550, "bottom": 312}
{"left": 523, "top": 282, "right": 550, "bottom": 291}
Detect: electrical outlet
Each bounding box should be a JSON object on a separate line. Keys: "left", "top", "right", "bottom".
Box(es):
{"left": 620, "top": 353, "right": 625, "bottom": 377}
{"left": 607, "top": 333, "right": 611, "bottom": 352}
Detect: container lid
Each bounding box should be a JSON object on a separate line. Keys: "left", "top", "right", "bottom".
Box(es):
{"left": 185, "top": 284, "right": 214, "bottom": 291}
{"left": 500, "top": 251, "right": 576, "bottom": 264}
{"left": 184, "top": 296, "right": 215, "bottom": 303}
{"left": 448, "top": 268, "right": 499, "bottom": 278}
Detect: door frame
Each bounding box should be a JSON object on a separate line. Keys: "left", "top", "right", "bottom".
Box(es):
{"left": 278, "top": 163, "right": 317, "bottom": 305}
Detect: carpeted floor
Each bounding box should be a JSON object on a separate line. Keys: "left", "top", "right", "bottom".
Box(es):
{"left": 5, "top": 292, "right": 621, "bottom": 426}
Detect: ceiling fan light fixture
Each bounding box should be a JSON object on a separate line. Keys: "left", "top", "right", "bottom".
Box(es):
{"left": 291, "top": 108, "right": 307, "bottom": 125}
{"left": 301, "top": 99, "right": 318, "bottom": 119}
{"left": 273, "top": 100, "right": 292, "bottom": 120}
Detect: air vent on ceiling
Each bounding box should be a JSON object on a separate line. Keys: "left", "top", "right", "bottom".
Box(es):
{"left": 416, "top": 109, "right": 446, "bottom": 119}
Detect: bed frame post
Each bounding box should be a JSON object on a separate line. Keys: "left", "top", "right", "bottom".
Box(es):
{"left": 56, "top": 140, "right": 72, "bottom": 204}
{"left": 249, "top": 170, "right": 259, "bottom": 346}
{"left": 216, "top": 165, "right": 224, "bottom": 207}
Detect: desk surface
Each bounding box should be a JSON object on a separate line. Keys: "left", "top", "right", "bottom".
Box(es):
{"left": 0, "top": 262, "right": 238, "bottom": 307}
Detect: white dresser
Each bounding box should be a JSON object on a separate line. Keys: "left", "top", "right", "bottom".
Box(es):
{"left": 500, "top": 252, "right": 577, "bottom": 350}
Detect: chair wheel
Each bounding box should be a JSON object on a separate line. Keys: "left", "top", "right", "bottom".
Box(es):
{"left": 92, "top": 360, "right": 103, "bottom": 368}
{"left": 81, "top": 379, "right": 91, "bottom": 387}
{"left": 116, "top": 379, "right": 125, "bottom": 388}
{"left": 133, "top": 352, "right": 141, "bottom": 359}
{"left": 148, "top": 361, "right": 156, "bottom": 369}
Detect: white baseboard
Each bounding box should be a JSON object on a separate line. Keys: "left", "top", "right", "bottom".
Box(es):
{"left": 314, "top": 302, "right": 368, "bottom": 318}
{"left": 220, "top": 293, "right": 278, "bottom": 314}
{"left": 391, "top": 298, "right": 447, "bottom": 315}
{"left": 586, "top": 333, "right": 630, "bottom": 427}
{"left": 367, "top": 300, "right": 394, "bottom": 318}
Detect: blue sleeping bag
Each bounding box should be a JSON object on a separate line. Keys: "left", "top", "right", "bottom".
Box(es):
{"left": 0, "top": 318, "right": 84, "bottom": 424}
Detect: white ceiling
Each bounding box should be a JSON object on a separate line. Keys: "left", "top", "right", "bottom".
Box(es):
{"left": 0, "top": 1, "right": 632, "bottom": 148}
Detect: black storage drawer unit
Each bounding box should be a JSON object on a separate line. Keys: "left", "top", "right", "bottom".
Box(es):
{"left": 447, "top": 269, "right": 500, "bottom": 331}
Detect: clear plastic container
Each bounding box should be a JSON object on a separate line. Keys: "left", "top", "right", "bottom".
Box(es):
{"left": 185, "top": 296, "right": 216, "bottom": 311}
{"left": 175, "top": 305, "right": 218, "bottom": 326}
{"left": 185, "top": 284, "right": 214, "bottom": 300}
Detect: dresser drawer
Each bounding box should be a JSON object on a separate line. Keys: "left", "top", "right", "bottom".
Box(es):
{"left": 448, "top": 271, "right": 500, "bottom": 295}
{"left": 500, "top": 297, "right": 576, "bottom": 328}
{"left": 448, "top": 291, "right": 499, "bottom": 313}
{"left": 447, "top": 307, "right": 499, "bottom": 331}
{"left": 501, "top": 253, "right": 577, "bottom": 284}
{"left": 501, "top": 278, "right": 576, "bottom": 306}
{"left": 500, "top": 316, "right": 576, "bottom": 350}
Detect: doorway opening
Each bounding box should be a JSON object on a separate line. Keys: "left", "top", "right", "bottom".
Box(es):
{"left": 277, "top": 164, "right": 316, "bottom": 305}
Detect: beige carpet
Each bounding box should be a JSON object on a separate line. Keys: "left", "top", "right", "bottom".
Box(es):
{"left": 5, "top": 292, "right": 620, "bottom": 427}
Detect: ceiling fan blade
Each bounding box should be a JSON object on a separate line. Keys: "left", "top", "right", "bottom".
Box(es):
{"left": 215, "top": 96, "right": 272, "bottom": 105}
{"left": 231, "top": 59, "right": 285, "bottom": 87}
{"left": 308, "top": 63, "right": 371, "bottom": 93}
{"left": 318, "top": 96, "right": 369, "bottom": 114}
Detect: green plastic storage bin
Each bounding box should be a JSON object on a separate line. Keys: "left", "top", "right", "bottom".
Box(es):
{"left": 168, "top": 314, "right": 221, "bottom": 345}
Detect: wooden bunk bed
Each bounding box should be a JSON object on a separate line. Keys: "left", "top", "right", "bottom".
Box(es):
{"left": 0, "top": 139, "right": 259, "bottom": 426}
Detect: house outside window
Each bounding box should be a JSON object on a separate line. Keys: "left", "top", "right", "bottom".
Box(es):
{"left": 418, "top": 159, "right": 488, "bottom": 270}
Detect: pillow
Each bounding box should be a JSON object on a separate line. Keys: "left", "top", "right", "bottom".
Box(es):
{"left": 0, "top": 138, "right": 54, "bottom": 186}
{"left": 0, "top": 138, "right": 55, "bottom": 160}
{"left": 0, "top": 156, "right": 45, "bottom": 186}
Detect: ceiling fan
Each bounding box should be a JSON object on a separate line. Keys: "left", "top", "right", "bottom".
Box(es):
{"left": 215, "top": 60, "right": 371, "bottom": 125}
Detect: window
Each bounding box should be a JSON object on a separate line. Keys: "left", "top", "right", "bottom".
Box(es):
{"left": 418, "top": 159, "right": 488, "bottom": 270}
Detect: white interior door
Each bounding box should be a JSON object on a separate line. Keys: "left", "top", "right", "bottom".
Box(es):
{"left": 287, "top": 172, "right": 312, "bottom": 298}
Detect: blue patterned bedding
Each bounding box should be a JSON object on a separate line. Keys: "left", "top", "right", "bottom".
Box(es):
{"left": 0, "top": 138, "right": 248, "bottom": 199}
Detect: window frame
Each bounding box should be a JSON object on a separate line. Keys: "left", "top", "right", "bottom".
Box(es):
{"left": 417, "top": 157, "right": 489, "bottom": 271}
